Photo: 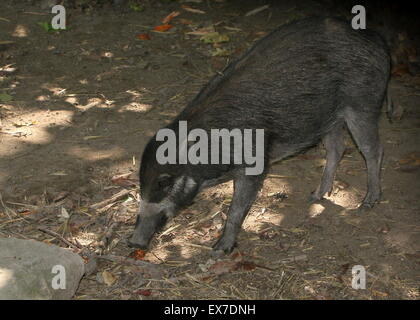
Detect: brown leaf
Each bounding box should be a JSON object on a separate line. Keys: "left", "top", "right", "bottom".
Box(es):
{"left": 154, "top": 24, "right": 173, "bottom": 32}
{"left": 111, "top": 173, "right": 138, "bottom": 187}
{"left": 18, "top": 209, "right": 33, "bottom": 216}
{"left": 129, "top": 249, "right": 147, "bottom": 260}
{"left": 208, "top": 260, "right": 236, "bottom": 275}
{"left": 398, "top": 153, "right": 420, "bottom": 166}
{"left": 137, "top": 33, "right": 151, "bottom": 40}
{"left": 181, "top": 5, "right": 206, "bottom": 14}
{"left": 179, "top": 18, "right": 193, "bottom": 25}
{"left": 371, "top": 289, "right": 389, "bottom": 297}
{"left": 135, "top": 289, "right": 152, "bottom": 296}
{"left": 162, "top": 11, "right": 180, "bottom": 24}
{"left": 230, "top": 251, "right": 244, "bottom": 261}
{"left": 53, "top": 191, "right": 69, "bottom": 203}
{"left": 234, "top": 261, "right": 257, "bottom": 271}
{"left": 244, "top": 5, "right": 270, "bottom": 17}
{"left": 102, "top": 270, "right": 117, "bottom": 286}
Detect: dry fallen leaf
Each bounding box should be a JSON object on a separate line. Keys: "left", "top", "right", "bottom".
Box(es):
{"left": 83, "top": 135, "right": 104, "bottom": 140}
{"left": 162, "top": 11, "right": 180, "bottom": 24}
{"left": 179, "top": 18, "right": 193, "bottom": 25}
{"left": 12, "top": 121, "right": 33, "bottom": 127}
{"left": 200, "top": 32, "right": 229, "bottom": 44}
{"left": 251, "top": 31, "right": 268, "bottom": 40}
{"left": 129, "top": 249, "right": 147, "bottom": 260}
{"left": 181, "top": 5, "right": 206, "bottom": 14}
{"left": 154, "top": 24, "right": 173, "bottom": 32}
{"left": 137, "top": 33, "right": 151, "bottom": 40}
{"left": 50, "top": 171, "right": 67, "bottom": 176}
{"left": 371, "top": 289, "right": 389, "bottom": 297}
{"left": 102, "top": 270, "right": 117, "bottom": 286}
{"left": 57, "top": 207, "right": 70, "bottom": 221}
{"left": 135, "top": 289, "right": 152, "bottom": 296}
{"left": 111, "top": 173, "right": 138, "bottom": 188}
{"left": 53, "top": 191, "right": 69, "bottom": 203}
{"left": 208, "top": 260, "right": 236, "bottom": 275}
{"left": 244, "top": 5, "right": 270, "bottom": 17}
{"left": 235, "top": 261, "right": 257, "bottom": 271}
{"left": 211, "top": 48, "right": 230, "bottom": 57}
{"left": 18, "top": 209, "right": 33, "bottom": 216}
{"left": 398, "top": 153, "right": 420, "bottom": 166}
{"left": 186, "top": 26, "right": 215, "bottom": 36}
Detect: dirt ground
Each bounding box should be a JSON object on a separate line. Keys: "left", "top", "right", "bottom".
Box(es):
{"left": 0, "top": 0, "right": 419, "bottom": 300}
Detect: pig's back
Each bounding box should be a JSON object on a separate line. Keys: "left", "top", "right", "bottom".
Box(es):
{"left": 178, "top": 17, "right": 390, "bottom": 143}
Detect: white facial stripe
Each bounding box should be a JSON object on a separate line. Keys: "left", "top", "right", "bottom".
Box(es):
{"left": 168, "top": 175, "right": 197, "bottom": 197}
{"left": 139, "top": 198, "right": 175, "bottom": 218}
{"left": 139, "top": 176, "right": 197, "bottom": 219}
{"left": 169, "top": 176, "right": 185, "bottom": 198}
{"left": 184, "top": 176, "right": 197, "bottom": 193}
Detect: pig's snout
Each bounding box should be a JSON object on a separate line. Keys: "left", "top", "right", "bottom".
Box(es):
{"left": 128, "top": 204, "right": 170, "bottom": 249}
{"left": 127, "top": 237, "right": 149, "bottom": 249}
{"left": 128, "top": 218, "right": 156, "bottom": 249}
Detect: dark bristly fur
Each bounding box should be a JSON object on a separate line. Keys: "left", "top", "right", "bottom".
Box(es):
{"left": 129, "top": 17, "right": 391, "bottom": 253}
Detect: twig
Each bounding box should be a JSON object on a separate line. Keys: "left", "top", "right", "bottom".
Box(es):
{"left": 97, "top": 254, "right": 165, "bottom": 278}
{"left": 37, "top": 227, "right": 82, "bottom": 250}
{"left": 99, "top": 221, "right": 120, "bottom": 250}
{"left": 185, "top": 243, "right": 213, "bottom": 250}
{"left": 89, "top": 189, "right": 133, "bottom": 211}
{"left": 267, "top": 174, "right": 296, "bottom": 179}
{"left": 245, "top": 5, "right": 270, "bottom": 17}
{"left": 6, "top": 201, "right": 39, "bottom": 208}
{"left": 23, "top": 11, "right": 49, "bottom": 15}
{"left": 0, "top": 217, "right": 24, "bottom": 227}
{"left": 277, "top": 254, "right": 308, "bottom": 264}
{"left": 97, "top": 254, "right": 162, "bottom": 268}
{"left": 0, "top": 192, "right": 15, "bottom": 219}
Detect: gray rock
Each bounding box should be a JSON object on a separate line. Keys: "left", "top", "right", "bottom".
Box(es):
{"left": 0, "top": 238, "right": 85, "bottom": 300}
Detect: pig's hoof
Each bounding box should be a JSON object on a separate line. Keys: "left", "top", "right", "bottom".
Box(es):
{"left": 358, "top": 202, "right": 375, "bottom": 212}
{"left": 212, "top": 240, "right": 236, "bottom": 255}
{"left": 359, "top": 192, "right": 381, "bottom": 211}
{"left": 309, "top": 192, "right": 323, "bottom": 204}
{"left": 209, "top": 249, "right": 225, "bottom": 259}
{"left": 127, "top": 239, "right": 148, "bottom": 249}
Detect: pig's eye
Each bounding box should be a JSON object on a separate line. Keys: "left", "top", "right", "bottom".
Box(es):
{"left": 157, "top": 174, "right": 172, "bottom": 189}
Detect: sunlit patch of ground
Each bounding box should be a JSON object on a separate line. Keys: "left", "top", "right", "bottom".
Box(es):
{"left": 0, "top": 110, "right": 74, "bottom": 156}
{"left": 321, "top": 187, "right": 361, "bottom": 210}
{"left": 67, "top": 145, "right": 125, "bottom": 162}
{"left": 118, "top": 102, "right": 152, "bottom": 113}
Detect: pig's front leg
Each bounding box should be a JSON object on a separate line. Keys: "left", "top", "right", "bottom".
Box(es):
{"left": 213, "top": 173, "right": 265, "bottom": 253}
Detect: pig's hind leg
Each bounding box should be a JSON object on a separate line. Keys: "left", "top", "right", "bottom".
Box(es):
{"left": 310, "top": 123, "right": 346, "bottom": 202}
{"left": 213, "top": 172, "right": 265, "bottom": 254}
{"left": 345, "top": 110, "right": 384, "bottom": 209}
